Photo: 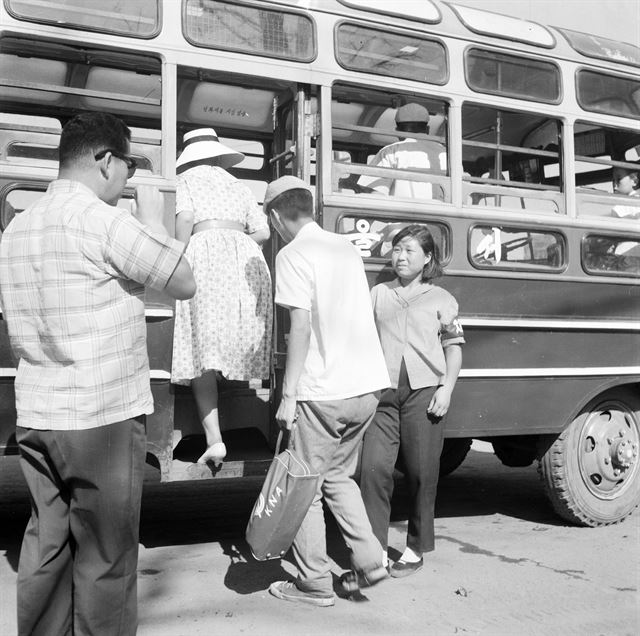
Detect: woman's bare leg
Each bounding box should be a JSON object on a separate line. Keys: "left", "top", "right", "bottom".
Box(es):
{"left": 191, "top": 370, "right": 226, "bottom": 466}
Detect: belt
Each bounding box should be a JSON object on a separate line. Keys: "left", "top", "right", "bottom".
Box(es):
{"left": 192, "top": 220, "right": 245, "bottom": 234}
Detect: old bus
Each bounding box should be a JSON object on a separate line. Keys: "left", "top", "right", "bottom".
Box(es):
{"left": 1, "top": 0, "right": 639, "bottom": 527}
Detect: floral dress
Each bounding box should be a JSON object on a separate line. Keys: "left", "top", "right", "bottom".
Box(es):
{"left": 171, "top": 165, "right": 272, "bottom": 384}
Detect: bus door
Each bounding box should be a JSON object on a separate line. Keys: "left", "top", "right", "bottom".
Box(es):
{"left": 270, "top": 85, "right": 317, "bottom": 406}
{"left": 168, "top": 71, "right": 315, "bottom": 479}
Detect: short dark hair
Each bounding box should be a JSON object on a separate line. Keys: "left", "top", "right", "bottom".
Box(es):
{"left": 268, "top": 189, "right": 313, "bottom": 221}
{"left": 58, "top": 112, "right": 131, "bottom": 167}
{"left": 392, "top": 224, "right": 443, "bottom": 281}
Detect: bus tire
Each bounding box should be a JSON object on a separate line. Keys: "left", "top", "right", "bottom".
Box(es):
{"left": 439, "top": 438, "right": 472, "bottom": 477}
{"left": 538, "top": 387, "right": 640, "bottom": 527}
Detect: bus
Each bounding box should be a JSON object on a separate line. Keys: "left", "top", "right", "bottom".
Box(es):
{"left": 1, "top": 0, "right": 638, "bottom": 527}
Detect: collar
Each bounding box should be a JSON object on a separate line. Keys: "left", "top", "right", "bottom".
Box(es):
{"left": 292, "top": 220, "right": 320, "bottom": 241}
{"left": 48, "top": 179, "right": 100, "bottom": 200}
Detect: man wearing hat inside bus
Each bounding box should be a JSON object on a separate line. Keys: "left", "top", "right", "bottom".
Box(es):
{"left": 264, "top": 175, "right": 391, "bottom": 606}
{"left": 171, "top": 128, "right": 272, "bottom": 467}
{"left": 358, "top": 102, "right": 447, "bottom": 200}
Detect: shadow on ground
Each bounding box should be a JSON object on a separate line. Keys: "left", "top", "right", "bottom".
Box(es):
{"left": 1, "top": 450, "right": 562, "bottom": 575}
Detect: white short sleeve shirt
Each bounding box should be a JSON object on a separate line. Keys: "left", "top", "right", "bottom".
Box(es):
{"left": 275, "top": 222, "right": 390, "bottom": 401}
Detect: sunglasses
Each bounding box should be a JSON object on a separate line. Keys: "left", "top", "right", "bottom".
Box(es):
{"left": 94, "top": 148, "right": 138, "bottom": 178}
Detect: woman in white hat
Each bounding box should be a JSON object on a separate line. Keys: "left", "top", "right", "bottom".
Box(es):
{"left": 171, "top": 128, "right": 272, "bottom": 466}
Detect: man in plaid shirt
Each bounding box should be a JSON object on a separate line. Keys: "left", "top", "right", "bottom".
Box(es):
{"left": 0, "top": 112, "right": 195, "bottom": 636}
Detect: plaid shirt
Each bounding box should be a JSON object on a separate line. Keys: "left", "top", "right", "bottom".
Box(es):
{"left": 0, "top": 180, "right": 184, "bottom": 430}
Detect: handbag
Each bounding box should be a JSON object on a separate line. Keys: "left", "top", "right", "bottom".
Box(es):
{"left": 246, "top": 430, "right": 319, "bottom": 560}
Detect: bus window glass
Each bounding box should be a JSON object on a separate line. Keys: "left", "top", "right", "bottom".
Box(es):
{"left": 184, "top": 0, "right": 315, "bottom": 62}
{"left": 337, "top": 216, "right": 449, "bottom": 261}
{"left": 583, "top": 235, "right": 640, "bottom": 277}
{"left": 331, "top": 84, "right": 449, "bottom": 203}
{"left": 559, "top": 28, "right": 640, "bottom": 68}
{"left": 462, "top": 104, "right": 562, "bottom": 213}
{"left": 574, "top": 121, "right": 640, "bottom": 218}
{"left": 465, "top": 48, "right": 561, "bottom": 103}
{"left": 6, "top": 0, "right": 160, "bottom": 38}
{"left": 1, "top": 187, "right": 140, "bottom": 231}
{"left": 335, "top": 23, "right": 447, "bottom": 85}
{"left": 470, "top": 225, "right": 565, "bottom": 271}
{"left": 576, "top": 70, "right": 640, "bottom": 120}
{"left": 0, "top": 37, "right": 162, "bottom": 174}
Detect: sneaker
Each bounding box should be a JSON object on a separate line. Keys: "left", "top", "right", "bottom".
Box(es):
{"left": 339, "top": 564, "right": 389, "bottom": 594}
{"left": 269, "top": 581, "right": 335, "bottom": 607}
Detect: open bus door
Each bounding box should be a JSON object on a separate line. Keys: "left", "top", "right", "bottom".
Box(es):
{"left": 163, "top": 83, "right": 316, "bottom": 482}
{"left": 269, "top": 85, "right": 316, "bottom": 420}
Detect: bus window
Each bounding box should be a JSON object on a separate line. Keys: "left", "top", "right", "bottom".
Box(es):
{"left": 469, "top": 225, "right": 565, "bottom": 271}
{"left": 6, "top": 0, "right": 160, "bottom": 38}
{"left": 335, "top": 22, "right": 447, "bottom": 85}
{"left": 574, "top": 121, "right": 640, "bottom": 218}
{"left": 462, "top": 104, "right": 562, "bottom": 214}
{"left": 184, "top": 0, "right": 315, "bottom": 62}
{"left": 465, "top": 48, "right": 561, "bottom": 104}
{"left": 577, "top": 70, "right": 640, "bottom": 120}
{"left": 336, "top": 215, "right": 449, "bottom": 261}
{"left": 1, "top": 186, "right": 145, "bottom": 231}
{"left": 331, "top": 84, "right": 450, "bottom": 203}
{"left": 0, "top": 37, "right": 162, "bottom": 174}
{"left": 582, "top": 235, "right": 640, "bottom": 277}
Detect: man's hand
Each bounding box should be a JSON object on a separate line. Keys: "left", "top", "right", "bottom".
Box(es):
{"left": 427, "top": 386, "right": 452, "bottom": 418}
{"left": 132, "top": 185, "right": 167, "bottom": 235}
{"left": 275, "top": 396, "right": 298, "bottom": 431}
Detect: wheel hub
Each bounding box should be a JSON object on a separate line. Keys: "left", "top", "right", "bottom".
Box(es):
{"left": 578, "top": 400, "right": 640, "bottom": 498}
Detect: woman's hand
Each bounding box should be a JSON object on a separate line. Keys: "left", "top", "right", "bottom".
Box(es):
{"left": 428, "top": 386, "right": 452, "bottom": 418}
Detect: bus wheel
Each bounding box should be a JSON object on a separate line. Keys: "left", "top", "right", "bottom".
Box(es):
{"left": 439, "top": 438, "right": 472, "bottom": 477}
{"left": 538, "top": 388, "right": 640, "bottom": 526}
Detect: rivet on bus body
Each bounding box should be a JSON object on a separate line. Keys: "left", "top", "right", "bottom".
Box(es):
{"left": 619, "top": 430, "right": 625, "bottom": 437}
{"left": 604, "top": 457, "right": 610, "bottom": 464}
{"left": 607, "top": 438, "right": 613, "bottom": 445}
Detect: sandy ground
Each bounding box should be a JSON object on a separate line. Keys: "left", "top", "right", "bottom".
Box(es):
{"left": 1, "top": 442, "right": 638, "bottom": 636}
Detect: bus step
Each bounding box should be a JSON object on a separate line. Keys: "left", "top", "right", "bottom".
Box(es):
{"left": 165, "top": 427, "right": 274, "bottom": 482}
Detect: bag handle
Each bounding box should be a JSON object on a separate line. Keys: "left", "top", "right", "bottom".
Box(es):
{"left": 274, "top": 429, "right": 284, "bottom": 456}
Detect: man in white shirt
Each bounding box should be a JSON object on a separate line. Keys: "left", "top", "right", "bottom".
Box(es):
{"left": 265, "top": 176, "right": 390, "bottom": 606}
{"left": 359, "top": 102, "right": 447, "bottom": 200}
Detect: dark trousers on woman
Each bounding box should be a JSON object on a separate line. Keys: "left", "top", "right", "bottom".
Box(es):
{"left": 15, "top": 417, "right": 146, "bottom": 636}
{"left": 359, "top": 365, "right": 445, "bottom": 554}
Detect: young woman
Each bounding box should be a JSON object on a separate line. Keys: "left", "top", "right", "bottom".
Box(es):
{"left": 171, "top": 128, "right": 272, "bottom": 466}
{"left": 360, "top": 224, "right": 464, "bottom": 577}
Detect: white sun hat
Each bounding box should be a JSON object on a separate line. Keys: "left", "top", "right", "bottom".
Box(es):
{"left": 176, "top": 128, "right": 244, "bottom": 172}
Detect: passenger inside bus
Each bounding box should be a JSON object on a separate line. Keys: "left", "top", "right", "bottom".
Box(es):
{"left": 612, "top": 164, "right": 640, "bottom": 219}
{"left": 358, "top": 103, "right": 446, "bottom": 200}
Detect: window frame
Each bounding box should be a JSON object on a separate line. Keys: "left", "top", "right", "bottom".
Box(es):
{"left": 468, "top": 223, "right": 567, "bottom": 273}
{"left": 575, "top": 67, "right": 640, "bottom": 121}
{"left": 182, "top": 0, "right": 317, "bottom": 63}
{"left": 334, "top": 20, "right": 449, "bottom": 86}
{"left": 464, "top": 46, "right": 562, "bottom": 105}
{"left": 581, "top": 233, "right": 640, "bottom": 278}
{"left": 4, "top": 0, "right": 162, "bottom": 39}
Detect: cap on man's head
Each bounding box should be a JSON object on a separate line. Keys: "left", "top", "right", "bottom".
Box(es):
{"left": 395, "top": 103, "right": 430, "bottom": 125}
{"left": 263, "top": 175, "right": 313, "bottom": 213}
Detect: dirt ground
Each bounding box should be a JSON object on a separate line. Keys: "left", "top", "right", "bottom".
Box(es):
{"left": 1, "top": 441, "right": 638, "bottom": 636}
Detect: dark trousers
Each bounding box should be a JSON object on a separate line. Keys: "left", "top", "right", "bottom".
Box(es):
{"left": 16, "top": 417, "right": 146, "bottom": 636}
{"left": 359, "top": 366, "right": 444, "bottom": 554}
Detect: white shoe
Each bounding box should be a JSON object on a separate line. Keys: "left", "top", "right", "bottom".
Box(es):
{"left": 197, "top": 441, "right": 227, "bottom": 467}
